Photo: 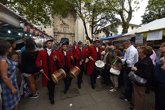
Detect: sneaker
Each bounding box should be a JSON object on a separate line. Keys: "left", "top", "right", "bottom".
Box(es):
{"left": 109, "top": 88, "right": 116, "bottom": 92}
{"left": 97, "top": 75, "right": 101, "bottom": 79}
{"left": 110, "top": 86, "right": 113, "bottom": 89}
{"left": 120, "top": 96, "right": 128, "bottom": 102}
{"left": 29, "top": 94, "right": 39, "bottom": 99}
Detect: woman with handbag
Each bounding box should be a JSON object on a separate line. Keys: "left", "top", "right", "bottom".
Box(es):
{"left": 130, "top": 46, "right": 154, "bottom": 110}
{"left": 109, "top": 49, "right": 122, "bottom": 92}
{"left": 154, "top": 43, "right": 165, "bottom": 110}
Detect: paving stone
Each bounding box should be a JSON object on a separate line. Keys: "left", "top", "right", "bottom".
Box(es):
{"left": 19, "top": 75, "right": 154, "bottom": 110}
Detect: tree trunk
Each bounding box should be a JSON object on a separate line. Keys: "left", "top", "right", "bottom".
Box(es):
{"left": 82, "top": 20, "right": 91, "bottom": 42}
{"left": 91, "top": 9, "right": 95, "bottom": 37}
{"left": 122, "top": 22, "right": 129, "bottom": 34}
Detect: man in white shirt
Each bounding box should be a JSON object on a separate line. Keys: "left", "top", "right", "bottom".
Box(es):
{"left": 120, "top": 40, "right": 138, "bottom": 102}
{"left": 122, "top": 41, "right": 139, "bottom": 67}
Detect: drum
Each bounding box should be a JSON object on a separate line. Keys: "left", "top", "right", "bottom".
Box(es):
{"left": 70, "top": 66, "right": 80, "bottom": 78}
{"left": 52, "top": 69, "right": 66, "bottom": 84}
{"left": 95, "top": 60, "right": 105, "bottom": 70}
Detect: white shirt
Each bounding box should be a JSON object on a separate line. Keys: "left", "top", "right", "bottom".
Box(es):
{"left": 96, "top": 47, "right": 99, "bottom": 52}
{"left": 63, "top": 51, "right": 66, "bottom": 56}
{"left": 46, "top": 48, "right": 52, "bottom": 56}
{"left": 122, "top": 45, "right": 138, "bottom": 67}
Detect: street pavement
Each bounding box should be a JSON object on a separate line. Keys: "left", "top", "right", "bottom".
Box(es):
{"left": 19, "top": 75, "right": 154, "bottom": 110}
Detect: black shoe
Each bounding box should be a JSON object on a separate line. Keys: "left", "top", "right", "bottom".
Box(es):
{"left": 50, "top": 100, "right": 55, "bottom": 105}
{"left": 78, "top": 84, "right": 81, "bottom": 89}
{"left": 129, "top": 106, "right": 134, "bottom": 110}
{"left": 91, "top": 85, "right": 95, "bottom": 89}
{"left": 120, "top": 96, "right": 128, "bottom": 102}
{"left": 29, "top": 93, "right": 39, "bottom": 99}
{"left": 64, "top": 89, "right": 68, "bottom": 94}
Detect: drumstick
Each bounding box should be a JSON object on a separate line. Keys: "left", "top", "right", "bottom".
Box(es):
{"left": 40, "top": 71, "right": 50, "bottom": 81}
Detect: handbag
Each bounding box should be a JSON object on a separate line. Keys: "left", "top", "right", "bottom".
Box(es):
{"left": 128, "top": 71, "right": 147, "bottom": 85}
{"left": 110, "top": 67, "right": 120, "bottom": 75}
{"left": 109, "top": 58, "right": 121, "bottom": 75}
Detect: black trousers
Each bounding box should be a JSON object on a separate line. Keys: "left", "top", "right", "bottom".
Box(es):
{"left": 77, "top": 65, "right": 83, "bottom": 86}
{"left": 63, "top": 75, "right": 72, "bottom": 91}
{"left": 47, "top": 76, "right": 55, "bottom": 101}
{"left": 123, "top": 67, "right": 132, "bottom": 101}
{"left": 90, "top": 68, "right": 99, "bottom": 87}
{"left": 102, "top": 67, "right": 111, "bottom": 85}
{"left": 155, "top": 82, "right": 165, "bottom": 110}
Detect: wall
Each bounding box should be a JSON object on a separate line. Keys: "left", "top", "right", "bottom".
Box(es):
{"left": 96, "top": 24, "right": 139, "bottom": 38}
{"left": 53, "top": 13, "right": 76, "bottom": 43}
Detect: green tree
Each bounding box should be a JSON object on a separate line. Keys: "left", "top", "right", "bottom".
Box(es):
{"left": 1, "top": 0, "right": 71, "bottom": 25}
{"left": 142, "top": 0, "right": 165, "bottom": 24}
{"left": 106, "top": 0, "right": 140, "bottom": 34}
{"left": 70, "top": 0, "right": 119, "bottom": 41}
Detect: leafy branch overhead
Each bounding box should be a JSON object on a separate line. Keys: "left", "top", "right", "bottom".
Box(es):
{"left": 2, "top": 0, "right": 140, "bottom": 38}
{"left": 2, "top": 0, "right": 72, "bottom": 25}
{"left": 106, "top": 0, "right": 140, "bottom": 33}
{"left": 142, "top": 0, "right": 165, "bottom": 24}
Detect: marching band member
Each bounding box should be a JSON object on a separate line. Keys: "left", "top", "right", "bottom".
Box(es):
{"left": 74, "top": 41, "right": 87, "bottom": 89}
{"left": 85, "top": 39, "right": 102, "bottom": 89}
{"left": 59, "top": 41, "right": 74, "bottom": 94}
{"left": 36, "top": 39, "right": 60, "bottom": 104}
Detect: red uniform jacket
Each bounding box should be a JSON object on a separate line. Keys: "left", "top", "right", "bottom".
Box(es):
{"left": 36, "top": 49, "right": 60, "bottom": 86}
{"left": 74, "top": 47, "right": 87, "bottom": 67}
{"left": 58, "top": 50, "right": 74, "bottom": 72}
{"left": 86, "top": 45, "right": 101, "bottom": 76}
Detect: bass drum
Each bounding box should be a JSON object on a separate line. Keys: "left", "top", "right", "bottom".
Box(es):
{"left": 70, "top": 66, "right": 80, "bottom": 78}
{"left": 95, "top": 60, "right": 105, "bottom": 70}
{"left": 52, "top": 69, "right": 66, "bottom": 84}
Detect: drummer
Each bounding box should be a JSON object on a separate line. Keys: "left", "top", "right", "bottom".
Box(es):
{"left": 59, "top": 41, "right": 74, "bottom": 94}
{"left": 74, "top": 41, "right": 87, "bottom": 89}
{"left": 85, "top": 38, "right": 102, "bottom": 89}
{"left": 36, "top": 39, "right": 60, "bottom": 104}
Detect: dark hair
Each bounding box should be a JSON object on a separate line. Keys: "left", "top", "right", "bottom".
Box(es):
{"left": 114, "top": 49, "right": 121, "bottom": 56}
{"left": 25, "top": 38, "right": 36, "bottom": 52}
{"left": 0, "top": 40, "right": 11, "bottom": 56}
{"left": 102, "top": 43, "right": 106, "bottom": 47}
{"left": 78, "top": 41, "right": 83, "bottom": 45}
{"left": 140, "top": 46, "right": 152, "bottom": 57}
{"left": 7, "top": 39, "right": 15, "bottom": 45}
{"left": 8, "top": 51, "right": 19, "bottom": 59}
{"left": 160, "top": 42, "right": 165, "bottom": 47}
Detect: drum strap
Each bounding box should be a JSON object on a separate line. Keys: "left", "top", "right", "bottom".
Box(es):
{"left": 46, "top": 49, "right": 51, "bottom": 78}
{"left": 79, "top": 48, "right": 82, "bottom": 60}
{"left": 97, "top": 51, "right": 99, "bottom": 60}
{"left": 64, "top": 53, "right": 69, "bottom": 72}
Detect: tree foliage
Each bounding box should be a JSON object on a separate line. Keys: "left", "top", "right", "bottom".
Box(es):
{"left": 142, "top": 0, "right": 165, "bottom": 24}
{"left": 106, "top": 0, "right": 140, "bottom": 33}
{"left": 70, "top": 0, "right": 119, "bottom": 41}
{"left": 1, "top": 0, "right": 140, "bottom": 38}
{"left": 1, "top": 0, "right": 71, "bottom": 25}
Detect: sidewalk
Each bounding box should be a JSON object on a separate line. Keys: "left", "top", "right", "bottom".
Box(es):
{"left": 19, "top": 76, "right": 154, "bottom": 110}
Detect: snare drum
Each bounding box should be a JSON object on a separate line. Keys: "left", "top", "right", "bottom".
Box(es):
{"left": 52, "top": 69, "right": 66, "bottom": 84}
{"left": 70, "top": 66, "right": 80, "bottom": 78}
{"left": 95, "top": 60, "right": 105, "bottom": 70}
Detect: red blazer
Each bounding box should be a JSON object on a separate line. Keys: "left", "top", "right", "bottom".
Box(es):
{"left": 74, "top": 47, "right": 87, "bottom": 67}
{"left": 58, "top": 50, "right": 74, "bottom": 71}
{"left": 86, "top": 45, "right": 101, "bottom": 76}
{"left": 36, "top": 49, "right": 60, "bottom": 86}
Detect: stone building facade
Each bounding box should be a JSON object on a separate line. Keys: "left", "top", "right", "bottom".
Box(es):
{"left": 53, "top": 13, "right": 76, "bottom": 43}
